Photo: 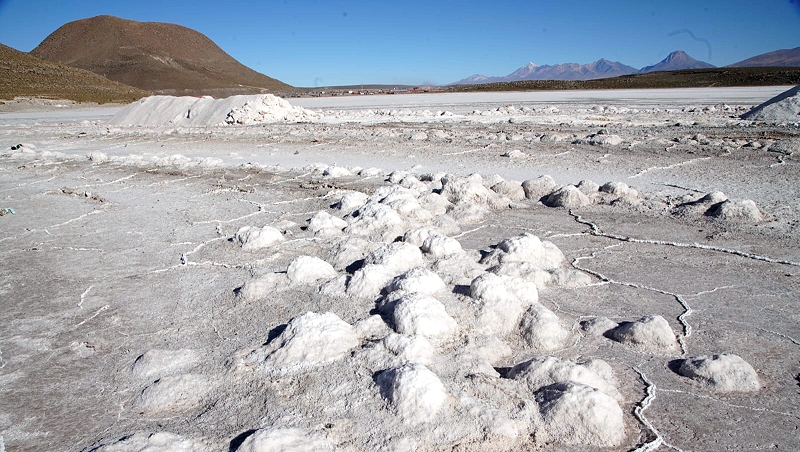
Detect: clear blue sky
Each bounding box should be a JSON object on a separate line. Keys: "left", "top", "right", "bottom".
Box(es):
{"left": 0, "top": 0, "right": 798, "bottom": 87}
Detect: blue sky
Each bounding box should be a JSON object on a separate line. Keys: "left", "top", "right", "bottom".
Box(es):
{"left": 0, "top": 0, "right": 798, "bottom": 87}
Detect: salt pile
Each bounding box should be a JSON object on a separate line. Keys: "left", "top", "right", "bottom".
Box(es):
{"left": 234, "top": 428, "right": 335, "bottom": 452}
{"left": 94, "top": 432, "right": 207, "bottom": 451}
{"left": 677, "top": 353, "right": 760, "bottom": 392}
{"left": 108, "top": 94, "right": 319, "bottom": 126}
{"left": 741, "top": 85, "right": 800, "bottom": 123}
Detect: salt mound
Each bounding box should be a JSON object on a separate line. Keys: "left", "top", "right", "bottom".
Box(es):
{"left": 386, "top": 267, "right": 447, "bottom": 296}
{"left": 535, "top": 382, "right": 625, "bottom": 447}
{"left": 137, "top": 374, "right": 210, "bottom": 414}
{"left": 95, "top": 432, "right": 206, "bottom": 452}
{"left": 248, "top": 312, "right": 360, "bottom": 371}
{"left": 508, "top": 356, "right": 621, "bottom": 400}
{"left": 347, "top": 264, "right": 397, "bottom": 299}
{"left": 520, "top": 304, "right": 571, "bottom": 351}
{"left": 131, "top": 349, "right": 200, "bottom": 380}
{"left": 363, "top": 242, "right": 424, "bottom": 274}
{"left": 307, "top": 211, "right": 347, "bottom": 236}
{"left": 236, "top": 226, "right": 285, "bottom": 250}
{"left": 440, "top": 175, "right": 492, "bottom": 205}
{"left": 109, "top": 94, "right": 319, "bottom": 126}
{"left": 608, "top": 315, "right": 679, "bottom": 352}
{"left": 421, "top": 234, "right": 463, "bottom": 258}
{"left": 522, "top": 175, "right": 558, "bottom": 201}
{"left": 392, "top": 292, "right": 458, "bottom": 340}
{"left": 741, "top": 85, "right": 800, "bottom": 123}
{"left": 706, "top": 199, "right": 763, "bottom": 222}
{"left": 382, "top": 333, "right": 436, "bottom": 366}
{"left": 480, "top": 233, "right": 565, "bottom": 271}
{"left": 286, "top": 256, "right": 338, "bottom": 284}
{"left": 470, "top": 273, "right": 537, "bottom": 336}
{"left": 677, "top": 353, "right": 760, "bottom": 392}
{"left": 235, "top": 427, "right": 335, "bottom": 452}
{"left": 334, "top": 191, "right": 369, "bottom": 213}
{"left": 344, "top": 203, "right": 405, "bottom": 242}
{"left": 235, "top": 273, "right": 290, "bottom": 300}
{"left": 600, "top": 181, "right": 638, "bottom": 198}
{"left": 542, "top": 185, "right": 590, "bottom": 208}
{"left": 377, "top": 363, "right": 448, "bottom": 424}
{"left": 491, "top": 180, "right": 526, "bottom": 201}
{"left": 489, "top": 262, "right": 592, "bottom": 289}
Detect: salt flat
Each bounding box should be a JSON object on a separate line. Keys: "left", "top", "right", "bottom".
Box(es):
{"left": 0, "top": 88, "right": 798, "bottom": 452}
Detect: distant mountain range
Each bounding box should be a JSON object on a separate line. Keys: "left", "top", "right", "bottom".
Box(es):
{"left": 728, "top": 46, "right": 800, "bottom": 68}
{"left": 30, "top": 15, "right": 293, "bottom": 96}
{"left": 453, "top": 48, "right": 800, "bottom": 85}
{"left": 638, "top": 50, "right": 714, "bottom": 73}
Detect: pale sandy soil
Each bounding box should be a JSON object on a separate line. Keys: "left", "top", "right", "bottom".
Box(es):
{"left": 0, "top": 87, "right": 798, "bottom": 452}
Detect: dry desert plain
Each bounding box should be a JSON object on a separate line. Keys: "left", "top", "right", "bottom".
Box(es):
{"left": 0, "top": 87, "right": 799, "bottom": 451}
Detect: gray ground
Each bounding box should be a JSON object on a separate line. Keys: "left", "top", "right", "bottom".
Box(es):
{"left": 0, "top": 88, "right": 798, "bottom": 451}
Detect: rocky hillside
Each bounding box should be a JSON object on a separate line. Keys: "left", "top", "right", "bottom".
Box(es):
{"left": 0, "top": 43, "right": 149, "bottom": 103}
{"left": 729, "top": 47, "right": 800, "bottom": 67}
{"left": 31, "top": 15, "right": 293, "bottom": 96}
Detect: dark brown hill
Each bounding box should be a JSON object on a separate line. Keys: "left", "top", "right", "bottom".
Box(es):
{"left": 31, "top": 15, "right": 293, "bottom": 96}
{"left": 729, "top": 47, "right": 800, "bottom": 68}
{"left": 0, "top": 43, "right": 148, "bottom": 103}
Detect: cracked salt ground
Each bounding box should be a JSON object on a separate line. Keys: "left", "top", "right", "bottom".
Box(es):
{"left": 1, "top": 88, "right": 799, "bottom": 451}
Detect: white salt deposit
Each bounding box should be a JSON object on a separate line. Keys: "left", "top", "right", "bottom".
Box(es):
{"left": 392, "top": 292, "right": 458, "bottom": 340}
{"left": 386, "top": 267, "right": 447, "bottom": 296}
{"left": 542, "top": 185, "right": 591, "bottom": 208}
{"left": 246, "top": 312, "right": 359, "bottom": 371}
{"left": 109, "top": 94, "right": 319, "bottom": 127}
{"left": 382, "top": 333, "right": 436, "bottom": 366}
{"left": 402, "top": 226, "right": 442, "bottom": 247}
{"left": 95, "top": 432, "right": 207, "bottom": 452}
{"left": 347, "top": 264, "right": 397, "bottom": 299}
{"left": 363, "top": 242, "right": 424, "bottom": 274}
{"left": 322, "top": 165, "right": 352, "bottom": 177}
{"left": 677, "top": 353, "right": 760, "bottom": 392}
{"left": 235, "top": 273, "right": 291, "bottom": 300}
{"left": 481, "top": 233, "right": 565, "bottom": 271}
{"left": 286, "top": 256, "right": 338, "bottom": 284}
{"left": 136, "top": 374, "right": 210, "bottom": 414}
{"left": 490, "top": 180, "right": 526, "bottom": 201}
{"left": 520, "top": 304, "right": 571, "bottom": 351}
{"left": 706, "top": 199, "right": 763, "bottom": 222}
{"left": 131, "top": 348, "right": 200, "bottom": 380}
{"left": 509, "top": 356, "right": 622, "bottom": 400}
{"left": 521, "top": 175, "right": 558, "bottom": 200}
{"left": 344, "top": 203, "right": 405, "bottom": 242}
{"left": 377, "top": 363, "right": 448, "bottom": 424}
{"left": 440, "top": 175, "right": 492, "bottom": 205}
{"left": 307, "top": 211, "right": 347, "bottom": 235}
{"left": 600, "top": 181, "right": 638, "bottom": 198}
{"left": 608, "top": 315, "right": 679, "bottom": 352}
{"left": 470, "top": 273, "right": 540, "bottom": 336}
{"left": 535, "top": 382, "right": 626, "bottom": 447}
{"left": 334, "top": 191, "right": 370, "bottom": 213}
{"left": 327, "top": 236, "right": 377, "bottom": 271}
{"left": 235, "top": 225, "right": 285, "bottom": 250}
{"left": 421, "top": 234, "right": 463, "bottom": 258}
{"left": 741, "top": 85, "right": 800, "bottom": 123}
{"left": 234, "top": 427, "right": 335, "bottom": 452}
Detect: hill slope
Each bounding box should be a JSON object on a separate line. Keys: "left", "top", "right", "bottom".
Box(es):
{"left": 639, "top": 51, "right": 715, "bottom": 73}
{"left": 0, "top": 43, "right": 149, "bottom": 103}
{"left": 729, "top": 47, "right": 800, "bottom": 68}
{"left": 31, "top": 15, "right": 293, "bottom": 96}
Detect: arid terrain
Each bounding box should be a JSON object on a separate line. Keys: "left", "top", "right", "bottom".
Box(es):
{"left": 0, "top": 87, "right": 798, "bottom": 452}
